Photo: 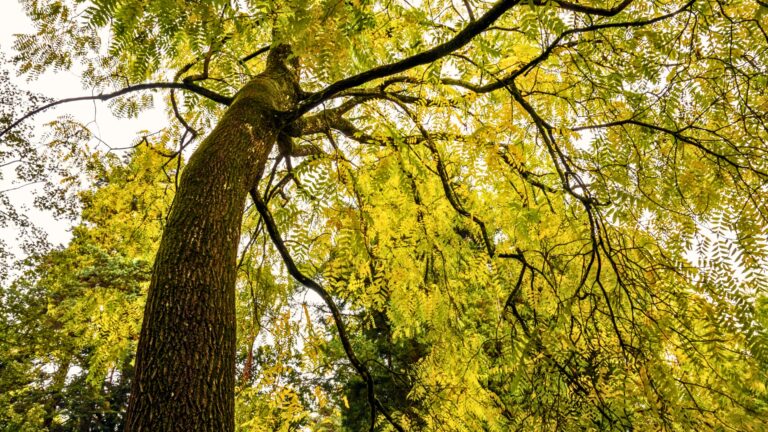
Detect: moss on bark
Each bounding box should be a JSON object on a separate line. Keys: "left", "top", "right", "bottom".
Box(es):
{"left": 125, "top": 47, "right": 300, "bottom": 432}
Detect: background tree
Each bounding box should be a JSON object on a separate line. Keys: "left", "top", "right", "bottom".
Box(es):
{"left": 2, "top": 0, "right": 768, "bottom": 431}
{"left": 0, "top": 144, "right": 170, "bottom": 430}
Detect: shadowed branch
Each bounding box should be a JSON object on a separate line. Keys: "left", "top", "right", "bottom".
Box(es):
{"left": 250, "top": 190, "right": 405, "bottom": 432}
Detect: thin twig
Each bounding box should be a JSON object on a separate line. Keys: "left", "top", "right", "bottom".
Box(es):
{"left": 1, "top": 82, "right": 232, "bottom": 139}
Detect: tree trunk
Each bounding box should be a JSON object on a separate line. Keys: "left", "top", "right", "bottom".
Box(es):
{"left": 125, "top": 47, "right": 299, "bottom": 432}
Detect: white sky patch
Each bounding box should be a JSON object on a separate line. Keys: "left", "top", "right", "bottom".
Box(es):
{"left": 0, "top": 1, "right": 167, "bottom": 252}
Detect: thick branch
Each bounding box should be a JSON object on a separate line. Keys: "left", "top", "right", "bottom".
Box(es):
{"left": 292, "top": 0, "right": 678, "bottom": 120}
{"left": 291, "top": 0, "right": 522, "bottom": 118}
{"left": 541, "top": 0, "right": 634, "bottom": 17}
{"left": 448, "top": 0, "right": 695, "bottom": 95}
{"left": 285, "top": 96, "right": 379, "bottom": 137}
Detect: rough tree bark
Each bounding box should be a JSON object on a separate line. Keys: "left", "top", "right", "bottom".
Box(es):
{"left": 125, "top": 46, "right": 300, "bottom": 432}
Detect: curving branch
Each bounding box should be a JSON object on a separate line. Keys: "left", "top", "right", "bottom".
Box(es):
{"left": 539, "top": 0, "right": 635, "bottom": 17}
{"left": 0, "top": 82, "right": 233, "bottom": 140}
{"left": 289, "top": 0, "right": 687, "bottom": 120}
{"left": 286, "top": 0, "right": 692, "bottom": 132}
{"left": 390, "top": 100, "right": 498, "bottom": 257}
{"left": 291, "top": 0, "right": 523, "bottom": 118}
{"left": 443, "top": 0, "right": 695, "bottom": 95}
{"left": 286, "top": 96, "right": 377, "bottom": 137}
{"left": 250, "top": 191, "right": 405, "bottom": 432}
{"left": 572, "top": 118, "right": 768, "bottom": 178}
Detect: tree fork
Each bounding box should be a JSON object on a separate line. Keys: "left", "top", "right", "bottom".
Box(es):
{"left": 125, "top": 46, "right": 300, "bottom": 432}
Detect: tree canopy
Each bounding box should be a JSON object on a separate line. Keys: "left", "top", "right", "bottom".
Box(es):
{"left": 1, "top": 0, "right": 768, "bottom": 430}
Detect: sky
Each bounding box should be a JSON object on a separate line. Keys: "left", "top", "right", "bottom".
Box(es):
{"left": 0, "top": 1, "right": 167, "bottom": 250}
